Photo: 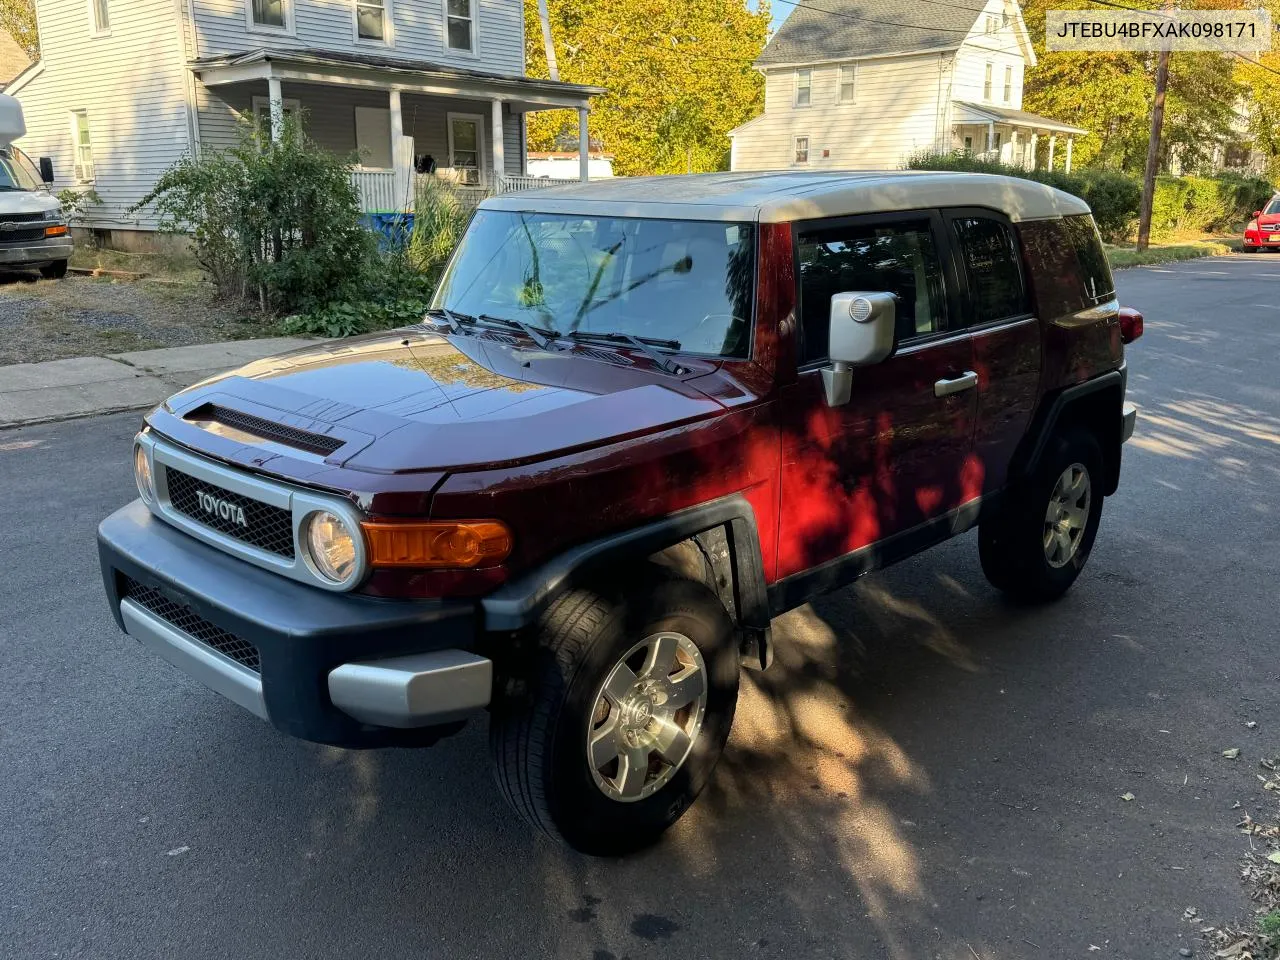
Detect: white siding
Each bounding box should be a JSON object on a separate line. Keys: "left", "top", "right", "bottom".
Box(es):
{"left": 953, "top": 0, "right": 1026, "bottom": 108}
{"left": 187, "top": 0, "right": 524, "bottom": 77}
{"left": 733, "top": 53, "right": 953, "bottom": 171}
{"left": 13, "top": 0, "right": 191, "bottom": 228}
{"left": 198, "top": 80, "right": 521, "bottom": 173}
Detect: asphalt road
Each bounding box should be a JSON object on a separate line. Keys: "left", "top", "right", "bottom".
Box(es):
{"left": 2, "top": 255, "right": 1278, "bottom": 960}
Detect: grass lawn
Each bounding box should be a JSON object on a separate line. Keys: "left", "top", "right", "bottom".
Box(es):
{"left": 69, "top": 246, "right": 208, "bottom": 284}
{"left": 1106, "top": 235, "right": 1243, "bottom": 269}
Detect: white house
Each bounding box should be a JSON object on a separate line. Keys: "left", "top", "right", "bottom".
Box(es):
{"left": 526, "top": 150, "right": 613, "bottom": 179}
{"left": 729, "top": 0, "right": 1087, "bottom": 173}
{"left": 6, "top": 0, "right": 601, "bottom": 242}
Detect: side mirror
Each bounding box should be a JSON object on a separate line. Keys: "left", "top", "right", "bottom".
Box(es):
{"left": 1254, "top": 209, "right": 1263, "bottom": 218}
{"left": 822, "top": 291, "right": 896, "bottom": 406}
{"left": 38, "top": 157, "right": 54, "bottom": 183}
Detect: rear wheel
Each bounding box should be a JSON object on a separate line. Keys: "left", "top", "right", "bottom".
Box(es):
{"left": 979, "top": 427, "right": 1104, "bottom": 603}
{"left": 490, "top": 574, "right": 739, "bottom": 855}
{"left": 39, "top": 259, "right": 68, "bottom": 279}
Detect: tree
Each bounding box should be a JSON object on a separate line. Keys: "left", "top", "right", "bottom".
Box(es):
{"left": 0, "top": 0, "right": 38, "bottom": 60}
{"left": 522, "top": 0, "right": 770, "bottom": 176}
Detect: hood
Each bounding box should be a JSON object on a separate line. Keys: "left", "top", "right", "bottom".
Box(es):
{"left": 1256, "top": 213, "right": 1280, "bottom": 227}
{"left": 0, "top": 190, "right": 60, "bottom": 217}
{"left": 156, "top": 328, "right": 728, "bottom": 474}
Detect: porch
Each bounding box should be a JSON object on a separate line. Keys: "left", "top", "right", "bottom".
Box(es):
{"left": 190, "top": 48, "right": 604, "bottom": 213}
{"left": 952, "top": 101, "right": 1089, "bottom": 173}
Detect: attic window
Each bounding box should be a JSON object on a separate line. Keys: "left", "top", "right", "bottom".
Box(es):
{"left": 795, "top": 68, "right": 811, "bottom": 107}
{"left": 986, "top": 15, "right": 998, "bottom": 33}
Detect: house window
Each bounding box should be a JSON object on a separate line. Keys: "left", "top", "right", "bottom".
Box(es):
{"left": 983, "top": 62, "right": 993, "bottom": 100}
{"left": 251, "top": 96, "right": 301, "bottom": 135}
{"left": 90, "top": 0, "right": 110, "bottom": 33}
{"left": 448, "top": 113, "right": 484, "bottom": 183}
{"left": 993, "top": 132, "right": 1002, "bottom": 153}
{"left": 355, "top": 107, "right": 392, "bottom": 167}
{"left": 795, "top": 69, "right": 811, "bottom": 107}
{"left": 986, "top": 15, "right": 998, "bottom": 33}
{"left": 250, "top": 0, "right": 287, "bottom": 30}
{"left": 794, "top": 136, "right": 809, "bottom": 164}
{"left": 1003, "top": 65, "right": 1012, "bottom": 102}
{"left": 446, "top": 0, "right": 474, "bottom": 51}
{"left": 839, "top": 65, "right": 856, "bottom": 103}
{"left": 355, "top": 0, "right": 388, "bottom": 41}
{"left": 964, "top": 135, "right": 973, "bottom": 152}
{"left": 69, "top": 111, "right": 94, "bottom": 183}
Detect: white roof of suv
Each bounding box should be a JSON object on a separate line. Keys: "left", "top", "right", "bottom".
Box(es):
{"left": 481, "top": 171, "right": 1090, "bottom": 224}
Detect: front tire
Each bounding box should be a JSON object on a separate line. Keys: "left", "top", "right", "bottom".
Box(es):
{"left": 40, "top": 259, "right": 69, "bottom": 279}
{"left": 490, "top": 575, "right": 739, "bottom": 855}
{"left": 979, "top": 427, "right": 1105, "bottom": 603}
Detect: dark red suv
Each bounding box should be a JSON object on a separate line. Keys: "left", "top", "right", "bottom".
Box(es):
{"left": 98, "top": 171, "right": 1140, "bottom": 854}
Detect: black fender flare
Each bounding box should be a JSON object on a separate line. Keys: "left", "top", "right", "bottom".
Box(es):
{"left": 480, "top": 494, "right": 773, "bottom": 668}
{"left": 1013, "top": 368, "right": 1125, "bottom": 495}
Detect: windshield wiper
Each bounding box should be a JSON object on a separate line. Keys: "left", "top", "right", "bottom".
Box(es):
{"left": 423, "top": 307, "right": 476, "bottom": 334}
{"left": 477, "top": 313, "right": 561, "bottom": 351}
{"left": 566, "top": 330, "right": 686, "bottom": 375}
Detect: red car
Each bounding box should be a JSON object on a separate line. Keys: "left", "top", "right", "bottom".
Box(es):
{"left": 1243, "top": 194, "right": 1280, "bottom": 252}
{"left": 98, "top": 172, "right": 1141, "bottom": 854}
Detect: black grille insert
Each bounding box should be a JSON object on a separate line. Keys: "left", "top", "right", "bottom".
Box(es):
{"left": 122, "top": 577, "right": 261, "bottom": 672}
{"left": 0, "top": 227, "right": 48, "bottom": 244}
{"left": 188, "top": 404, "right": 345, "bottom": 456}
{"left": 165, "top": 468, "right": 295, "bottom": 558}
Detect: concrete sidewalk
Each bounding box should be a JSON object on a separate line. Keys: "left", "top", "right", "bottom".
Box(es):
{"left": 0, "top": 337, "right": 313, "bottom": 428}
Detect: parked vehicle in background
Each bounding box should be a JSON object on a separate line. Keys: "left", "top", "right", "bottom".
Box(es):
{"left": 97, "top": 171, "right": 1141, "bottom": 855}
{"left": 0, "top": 94, "right": 71, "bottom": 278}
{"left": 1242, "top": 195, "right": 1280, "bottom": 252}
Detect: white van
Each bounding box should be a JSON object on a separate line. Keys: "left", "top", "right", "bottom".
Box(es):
{"left": 0, "top": 93, "right": 72, "bottom": 278}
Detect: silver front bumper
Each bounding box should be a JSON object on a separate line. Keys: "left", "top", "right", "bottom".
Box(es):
{"left": 1121, "top": 402, "right": 1137, "bottom": 443}
{"left": 0, "top": 240, "right": 73, "bottom": 264}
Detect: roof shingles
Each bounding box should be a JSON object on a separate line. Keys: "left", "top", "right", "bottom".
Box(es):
{"left": 757, "top": 0, "right": 979, "bottom": 66}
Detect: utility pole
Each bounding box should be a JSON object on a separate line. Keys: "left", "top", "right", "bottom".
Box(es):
{"left": 1136, "top": 2, "right": 1174, "bottom": 252}
{"left": 536, "top": 0, "right": 559, "bottom": 81}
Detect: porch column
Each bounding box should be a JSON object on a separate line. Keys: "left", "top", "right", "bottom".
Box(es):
{"left": 578, "top": 107, "right": 589, "bottom": 182}
{"left": 986, "top": 121, "right": 994, "bottom": 156}
{"left": 389, "top": 89, "right": 407, "bottom": 210}
{"left": 1065, "top": 135, "right": 1074, "bottom": 174}
{"left": 490, "top": 99, "right": 505, "bottom": 188}
{"left": 267, "top": 76, "right": 284, "bottom": 142}
{"left": 1048, "top": 134, "right": 1057, "bottom": 170}
{"left": 1031, "top": 132, "right": 1039, "bottom": 169}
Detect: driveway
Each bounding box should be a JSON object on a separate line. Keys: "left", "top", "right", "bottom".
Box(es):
{"left": 1, "top": 256, "right": 1277, "bottom": 960}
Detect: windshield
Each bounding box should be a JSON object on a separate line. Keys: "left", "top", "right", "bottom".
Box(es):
{"left": 0, "top": 147, "right": 44, "bottom": 192}
{"left": 1265, "top": 198, "right": 1280, "bottom": 215}
{"left": 431, "top": 211, "right": 756, "bottom": 357}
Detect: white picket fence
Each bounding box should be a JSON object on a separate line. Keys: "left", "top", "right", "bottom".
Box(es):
{"left": 350, "top": 168, "right": 577, "bottom": 214}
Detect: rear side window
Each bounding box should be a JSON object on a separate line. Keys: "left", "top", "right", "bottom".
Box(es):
{"left": 950, "top": 216, "right": 1028, "bottom": 324}
{"left": 796, "top": 218, "right": 948, "bottom": 363}
{"left": 1018, "top": 214, "right": 1115, "bottom": 318}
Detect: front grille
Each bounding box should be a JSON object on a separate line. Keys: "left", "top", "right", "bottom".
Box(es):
{"left": 122, "top": 576, "right": 261, "bottom": 672}
{"left": 0, "top": 227, "right": 47, "bottom": 244}
{"left": 165, "top": 468, "right": 296, "bottom": 558}
{"left": 187, "top": 404, "right": 344, "bottom": 456}
{"left": 0, "top": 212, "right": 53, "bottom": 224}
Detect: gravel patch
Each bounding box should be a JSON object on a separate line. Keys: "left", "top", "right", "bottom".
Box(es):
{"left": 0, "top": 272, "right": 274, "bottom": 365}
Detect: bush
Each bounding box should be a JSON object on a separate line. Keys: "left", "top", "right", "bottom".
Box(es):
{"left": 1150, "top": 173, "right": 1273, "bottom": 235}
{"left": 137, "top": 114, "right": 376, "bottom": 315}
{"left": 904, "top": 150, "right": 1140, "bottom": 241}
{"left": 406, "top": 177, "right": 477, "bottom": 286}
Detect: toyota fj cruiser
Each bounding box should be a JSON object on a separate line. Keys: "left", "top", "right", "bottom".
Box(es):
{"left": 98, "top": 171, "right": 1141, "bottom": 854}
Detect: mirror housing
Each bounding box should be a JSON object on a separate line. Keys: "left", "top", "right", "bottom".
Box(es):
{"left": 822, "top": 291, "right": 896, "bottom": 406}
{"left": 1254, "top": 209, "right": 1263, "bottom": 218}
{"left": 38, "top": 157, "right": 54, "bottom": 184}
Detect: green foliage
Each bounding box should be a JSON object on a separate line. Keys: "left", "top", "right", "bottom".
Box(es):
{"left": 136, "top": 114, "right": 375, "bottom": 315}
{"left": 282, "top": 296, "right": 430, "bottom": 338}
{"left": 1151, "top": 173, "right": 1274, "bottom": 235}
{"left": 522, "top": 0, "right": 771, "bottom": 176}
{"left": 1261, "top": 910, "right": 1280, "bottom": 938}
{"left": 0, "top": 0, "right": 39, "bottom": 60}
{"left": 904, "top": 151, "right": 1138, "bottom": 241}
{"left": 56, "top": 187, "right": 101, "bottom": 224}
{"left": 406, "top": 177, "right": 476, "bottom": 286}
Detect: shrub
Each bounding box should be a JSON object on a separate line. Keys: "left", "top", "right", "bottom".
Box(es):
{"left": 1151, "top": 173, "right": 1273, "bottom": 235}
{"left": 137, "top": 114, "right": 376, "bottom": 315}
{"left": 57, "top": 187, "right": 101, "bottom": 225}
{"left": 905, "top": 150, "right": 1140, "bottom": 241}
{"left": 406, "top": 177, "right": 477, "bottom": 286}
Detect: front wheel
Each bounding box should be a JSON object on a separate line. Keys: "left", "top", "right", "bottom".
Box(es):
{"left": 1243, "top": 245, "right": 1259, "bottom": 254}
{"left": 40, "top": 259, "right": 69, "bottom": 279}
{"left": 979, "top": 427, "right": 1105, "bottom": 603}
{"left": 490, "top": 575, "right": 739, "bottom": 855}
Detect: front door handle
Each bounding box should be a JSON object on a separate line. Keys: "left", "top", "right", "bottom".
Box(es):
{"left": 934, "top": 371, "right": 978, "bottom": 397}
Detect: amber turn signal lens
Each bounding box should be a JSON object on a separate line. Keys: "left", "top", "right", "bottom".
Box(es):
{"left": 44, "top": 224, "right": 68, "bottom": 237}
{"left": 362, "top": 520, "right": 513, "bottom": 568}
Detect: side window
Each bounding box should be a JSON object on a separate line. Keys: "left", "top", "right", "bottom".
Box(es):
{"left": 797, "top": 218, "right": 948, "bottom": 364}
{"left": 951, "top": 215, "right": 1028, "bottom": 324}
{"left": 1061, "top": 214, "right": 1115, "bottom": 304}
{"left": 1018, "top": 216, "right": 1114, "bottom": 318}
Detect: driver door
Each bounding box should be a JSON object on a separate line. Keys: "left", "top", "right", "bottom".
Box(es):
{"left": 774, "top": 211, "right": 979, "bottom": 582}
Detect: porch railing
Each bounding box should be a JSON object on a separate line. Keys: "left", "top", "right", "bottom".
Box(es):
{"left": 351, "top": 168, "right": 578, "bottom": 214}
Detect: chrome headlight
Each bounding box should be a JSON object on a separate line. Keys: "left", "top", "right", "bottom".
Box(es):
{"left": 303, "top": 510, "right": 359, "bottom": 584}
{"left": 133, "top": 442, "right": 154, "bottom": 503}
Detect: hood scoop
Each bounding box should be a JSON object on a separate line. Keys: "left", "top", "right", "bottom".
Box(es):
{"left": 184, "top": 402, "right": 349, "bottom": 459}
